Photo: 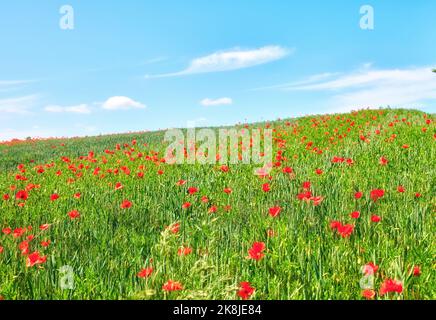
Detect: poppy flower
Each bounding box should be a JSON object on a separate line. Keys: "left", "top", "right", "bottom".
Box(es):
{"left": 330, "top": 220, "right": 341, "bottom": 230}
{"left": 223, "top": 188, "right": 232, "bottom": 194}
{"left": 379, "top": 279, "right": 403, "bottom": 296}
{"left": 248, "top": 242, "right": 266, "bottom": 261}
{"left": 412, "top": 266, "right": 421, "bottom": 276}
{"left": 182, "top": 202, "right": 191, "bottom": 209}
{"left": 337, "top": 224, "right": 354, "bottom": 238}
{"left": 137, "top": 267, "right": 153, "bottom": 278}
{"left": 168, "top": 222, "right": 180, "bottom": 234}
{"left": 176, "top": 180, "right": 187, "bottom": 186}
{"left": 201, "top": 196, "right": 209, "bottom": 203}
{"left": 13, "top": 228, "right": 25, "bottom": 238}
{"left": 363, "top": 262, "right": 379, "bottom": 275}
{"left": 379, "top": 156, "right": 388, "bottom": 166}
{"left": 302, "top": 181, "right": 311, "bottom": 190}
{"left": 0, "top": 246, "right": 3, "bottom": 254}
{"left": 262, "top": 183, "right": 270, "bottom": 192}
{"left": 120, "top": 200, "right": 132, "bottom": 209}
{"left": 2, "top": 194, "right": 9, "bottom": 201}
{"left": 41, "top": 240, "right": 51, "bottom": 247}
{"left": 397, "top": 186, "right": 405, "bottom": 193}
{"left": 350, "top": 211, "right": 360, "bottom": 219}
{"left": 19, "top": 240, "right": 29, "bottom": 255}
{"left": 220, "top": 165, "right": 229, "bottom": 172}
{"left": 115, "top": 182, "right": 123, "bottom": 190}
{"left": 68, "top": 210, "right": 80, "bottom": 219}
{"left": 26, "top": 251, "right": 47, "bottom": 267}
{"left": 268, "top": 206, "right": 281, "bottom": 217}
{"left": 73, "top": 192, "right": 81, "bottom": 199}
{"left": 177, "top": 246, "right": 193, "bottom": 256}
{"left": 2, "top": 227, "right": 11, "bottom": 235}
{"left": 15, "top": 190, "right": 28, "bottom": 201}
{"left": 415, "top": 193, "right": 421, "bottom": 198}
{"left": 237, "top": 282, "right": 255, "bottom": 300}
{"left": 188, "top": 187, "right": 198, "bottom": 195}
{"left": 370, "top": 189, "right": 385, "bottom": 202}
{"left": 39, "top": 224, "right": 50, "bottom": 231}
{"left": 315, "top": 168, "right": 323, "bottom": 175}
{"left": 282, "top": 167, "right": 293, "bottom": 174}
{"left": 362, "top": 289, "right": 376, "bottom": 300}
{"left": 50, "top": 194, "right": 60, "bottom": 201}
{"left": 162, "top": 279, "right": 183, "bottom": 291}
{"left": 354, "top": 191, "right": 363, "bottom": 199}
{"left": 371, "top": 214, "right": 381, "bottom": 223}
{"left": 208, "top": 206, "right": 218, "bottom": 213}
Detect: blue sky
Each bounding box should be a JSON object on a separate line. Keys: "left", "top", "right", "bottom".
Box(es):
{"left": 1, "top": 0, "right": 435, "bottom": 140}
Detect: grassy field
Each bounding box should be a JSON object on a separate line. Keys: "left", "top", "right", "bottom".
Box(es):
{"left": 0, "top": 108, "right": 434, "bottom": 300}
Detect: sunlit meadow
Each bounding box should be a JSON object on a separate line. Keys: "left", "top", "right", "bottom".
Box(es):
{"left": 0, "top": 108, "right": 434, "bottom": 300}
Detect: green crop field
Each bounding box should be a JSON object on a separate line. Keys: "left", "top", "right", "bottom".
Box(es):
{"left": 0, "top": 108, "right": 434, "bottom": 300}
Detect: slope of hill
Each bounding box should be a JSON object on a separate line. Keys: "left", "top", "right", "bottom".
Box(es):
{"left": 0, "top": 108, "right": 434, "bottom": 299}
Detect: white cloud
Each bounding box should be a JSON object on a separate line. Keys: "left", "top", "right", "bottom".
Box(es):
{"left": 267, "top": 65, "right": 436, "bottom": 109}
{"left": 0, "top": 95, "right": 39, "bottom": 114}
{"left": 102, "top": 96, "right": 146, "bottom": 110}
{"left": 200, "top": 97, "right": 233, "bottom": 106}
{"left": 44, "top": 104, "right": 91, "bottom": 114}
{"left": 148, "top": 46, "right": 291, "bottom": 78}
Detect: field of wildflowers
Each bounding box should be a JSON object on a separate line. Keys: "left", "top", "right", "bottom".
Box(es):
{"left": 0, "top": 108, "right": 434, "bottom": 300}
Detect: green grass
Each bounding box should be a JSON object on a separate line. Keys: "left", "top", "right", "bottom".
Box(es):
{"left": 0, "top": 108, "right": 434, "bottom": 300}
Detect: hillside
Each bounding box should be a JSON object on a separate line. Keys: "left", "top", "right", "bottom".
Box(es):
{"left": 0, "top": 108, "right": 434, "bottom": 300}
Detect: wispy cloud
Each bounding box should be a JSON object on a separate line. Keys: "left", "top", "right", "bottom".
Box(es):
{"left": 0, "top": 95, "right": 39, "bottom": 114}
{"left": 147, "top": 46, "right": 291, "bottom": 78}
{"left": 44, "top": 104, "right": 91, "bottom": 114}
{"left": 200, "top": 97, "right": 233, "bottom": 106}
{"left": 261, "top": 65, "right": 436, "bottom": 110}
{"left": 101, "top": 96, "right": 146, "bottom": 110}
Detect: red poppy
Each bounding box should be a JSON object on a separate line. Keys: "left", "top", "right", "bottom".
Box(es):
{"left": 39, "top": 224, "right": 50, "bottom": 231}
{"left": 162, "top": 279, "right": 183, "bottom": 291}
{"left": 397, "top": 185, "right": 405, "bottom": 193}
{"left": 177, "top": 246, "right": 193, "bottom": 256}
{"left": 223, "top": 188, "right": 232, "bottom": 194}
{"left": 168, "top": 222, "right": 180, "bottom": 234}
{"left": 220, "top": 165, "right": 229, "bottom": 172}
{"left": 337, "top": 224, "right": 354, "bottom": 238}
{"left": 176, "top": 179, "right": 187, "bottom": 186}
{"left": 370, "top": 189, "right": 385, "bottom": 202}
{"left": 379, "top": 279, "right": 403, "bottom": 296}
{"left": 237, "top": 282, "right": 255, "bottom": 300}
{"left": 350, "top": 211, "right": 360, "bottom": 219}
{"left": 26, "top": 251, "right": 47, "bottom": 267}
{"left": 315, "top": 168, "right": 323, "bottom": 175}
{"left": 268, "top": 206, "right": 281, "bottom": 217}
{"left": 363, "top": 262, "right": 379, "bottom": 275}
{"left": 0, "top": 246, "right": 3, "bottom": 254}
{"left": 208, "top": 205, "right": 218, "bottom": 213}
{"left": 19, "top": 240, "right": 29, "bottom": 255}
{"left": 13, "top": 228, "right": 25, "bottom": 238}
{"left": 50, "top": 193, "right": 60, "bottom": 201}
{"left": 2, "top": 194, "right": 9, "bottom": 201}
{"left": 330, "top": 221, "right": 341, "bottom": 230}
{"left": 354, "top": 191, "right": 363, "bottom": 199}
{"left": 182, "top": 202, "right": 191, "bottom": 209}
{"left": 68, "top": 210, "right": 80, "bottom": 219}
{"left": 379, "top": 156, "right": 388, "bottom": 166}
{"left": 282, "top": 167, "right": 293, "bottom": 174}
{"left": 302, "top": 181, "right": 311, "bottom": 190}
{"left": 262, "top": 183, "right": 270, "bottom": 192}
{"left": 362, "top": 289, "right": 376, "bottom": 300}
{"left": 248, "top": 242, "right": 266, "bottom": 261}
{"left": 115, "top": 182, "right": 123, "bottom": 190}
{"left": 201, "top": 196, "right": 209, "bottom": 203}
{"left": 188, "top": 187, "right": 198, "bottom": 195}
{"left": 41, "top": 240, "right": 51, "bottom": 247}
{"left": 413, "top": 266, "right": 421, "bottom": 276}
{"left": 371, "top": 214, "right": 381, "bottom": 223}
{"left": 120, "top": 200, "right": 132, "bottom": 209}
{"left": 15, "top": 190, "right": 28, "bottom": 201}
{"left": 2, "top": 227, "right": 11, "bottom": 235}
{"left": 137, "top": 267, "right": 153, "bottom": 278}
{"left": 73, "top": 192, "right": 81, "bottom": 199}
